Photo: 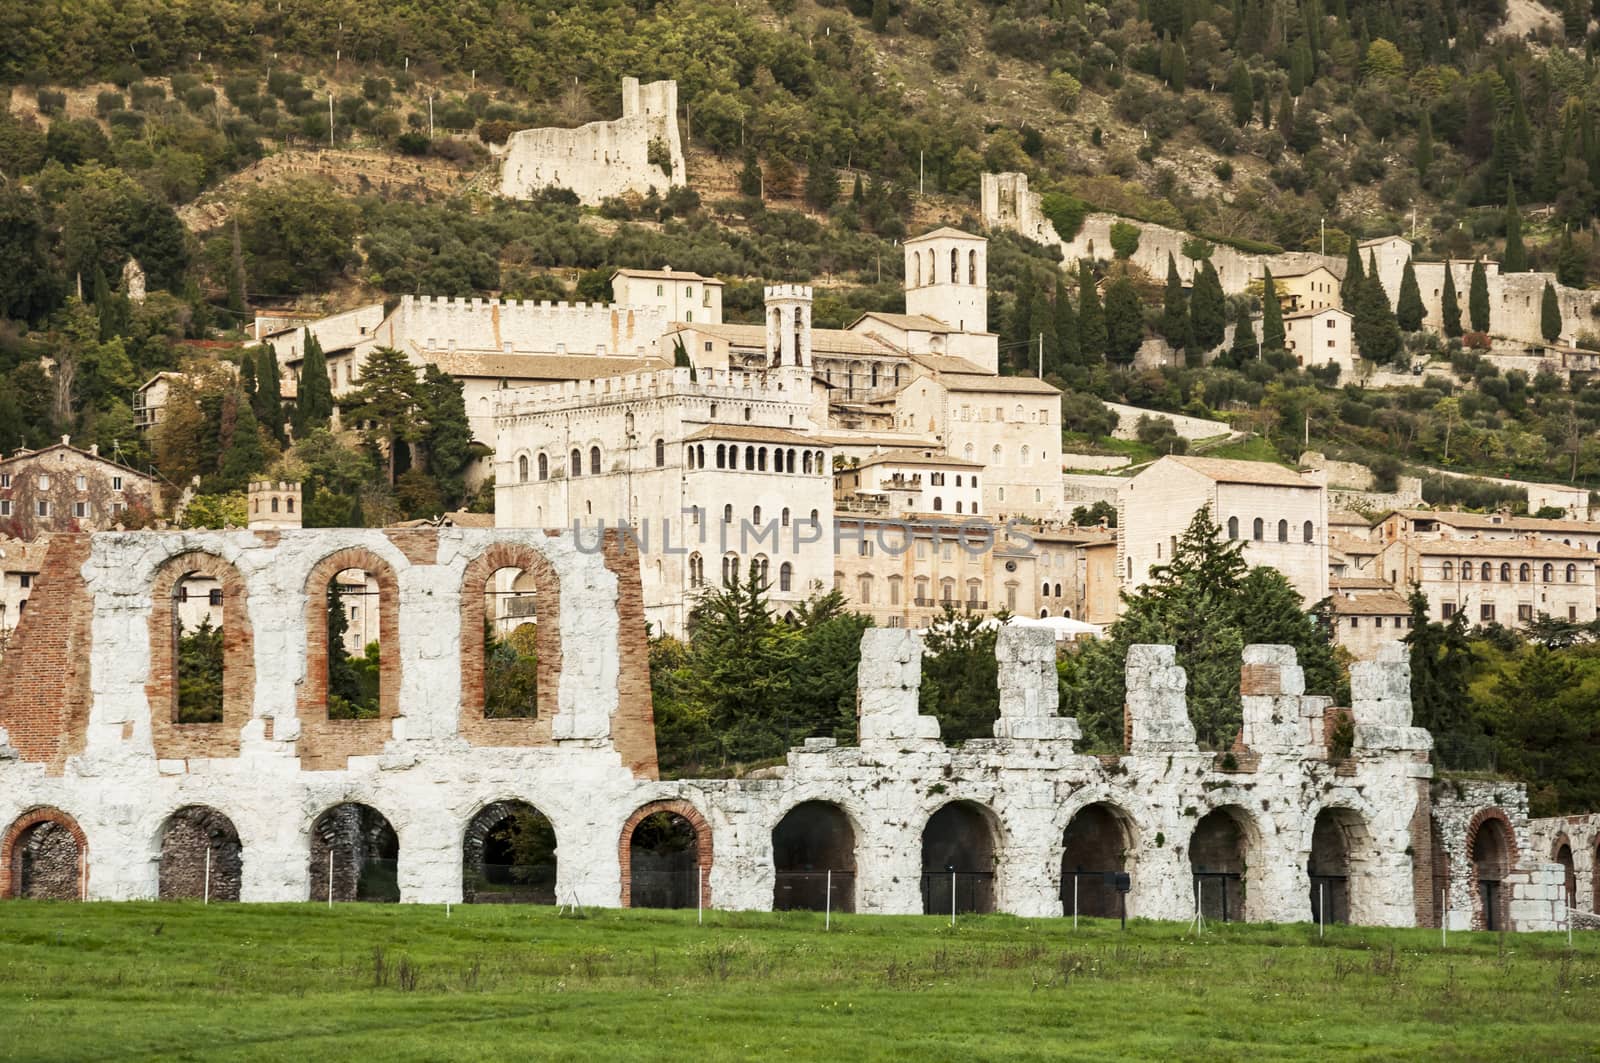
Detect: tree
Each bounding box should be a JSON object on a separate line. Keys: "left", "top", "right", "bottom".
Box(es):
{"left": 1353, "top": 251, "right": 1402, "bottom": 363}
{"left": 802, "top": 154, "right": 838, "bottom": 211}
{"left": 1260, "top": 267, "right": 1286, "bottom": 351}
{"left": 1415, "top": 110, "right": 1434, "bottom": 181}
{"left": 417, "top": 364, "right": 474, "bottom": 508}
{"left": 1432, "top": 396, "right": 1462, "bottom": 462}
{"left": 1403, "top": 589, "right": 1475, "bottom": 750}
{"left": 1340, "top": 241, "right": 1365, "bottom": 311}
{"left": 1502, "top": 181, "right": 1527, "bottom": 272}
{"left": 1541, "top": 280, "right": 1562, "bottom": 343}
{"left": 342, "top": 347, "right": 419, "bottom": 485}
{"left": 919, "top": 605, "right": 999, "bottom": 742}
{"left": 176, "top": 617, "right": 225, "bottom": 723}
{"left": 1052, "top": 272, "right": 1079, "bottom": 369}
{"left": 871, "top": 0, "right": 890, "bottom": 32}
{"left": 1103, "top": 274, "right": 1144, "bottom": 364}
{"left": 1189, "top": 260, "right": 1227, "bottom": 352}
{"left": 686, "top": 561, "right": 799, "bottom": 764}
{"left": 235, "top": 178, "right": 357, "bottom": 293}
{"left": 1076, "top": 260, "right": 1106, "bottom": 361}
{"left": 1396, "top": 259, "right": 1424, "bottom": 332}
{"left": 294, "top": 331, "right": 334, "bottom": 438}
{"left": 217, "top": 392, "right": 266, "bottom": 491}
{"left": 255, "top": 346, "right": 284, "bottom": 443}
{"left": 737, "top": 147, "right": 762, "bottom": 199}
{"left": 1228, "top": 61, "right": 1254, "bottom": 127}
{"left": 0, "top": 184, "right": 54, "bottom": 322}
{"left": 1159, "top": 253, "right": 1191, "bottom": 354}
{"left": 1469, "top": 259, "right": 1491, "bottom": 333}
{"left": 1441, "top": 261, "right": 1463, "bottom": 338}
{"left": 1556, "top": 230, "right": 1587, "bottom": 288}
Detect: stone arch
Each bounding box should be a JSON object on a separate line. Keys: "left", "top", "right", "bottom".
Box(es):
{"left": 309, "top": 802, "right": 399, "bottom": 903}
{"left": 462, "top": 799, "right": 558, "bottom": 904}
{"left": 619, "top": 799, "right": 712, "bottom": 909}
{"left": 297, "top": 547, "right": 401, "bottom": 770}
{"left": 1552, "top": 833, "right": 1576, "bottom": 912}
{"left": 1465, "top": 807, "right": 1517, "bottom": 931}
{"left": 921, "top": 800, "right": 1000, "bottom": 915}
{"left": 459, "top": 542, "right": 562, "bottom": 747}
{"left": 772, "top": 800, "right": 857, "bottom": 913}
{"left": 1307, "top": 805, "right": 1374, "bottom": 926}
{"left": 1187, "top": 804, "right": 1263, "bottom": 923}
{"left": 158, "top": 805, "right": 243, "bottom": 902}
{"left": 1060, "top": 801, "right": 1138, "bottom": 919}
{"left": 146, "top": 551, "right": 255, "bottom": 761}
{"left": 1, "top": 806, "right": 87, "bottom": 900}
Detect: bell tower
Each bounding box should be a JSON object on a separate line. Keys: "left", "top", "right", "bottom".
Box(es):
{"left": 763, "top": 284, "right": 813, "bottom": 368}
{"left": 903, "top": 227, "right": 988, "bottom": 335}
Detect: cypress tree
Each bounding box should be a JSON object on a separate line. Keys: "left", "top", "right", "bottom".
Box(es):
{"left": 1103, "top": 274, "right": 1144, "bottom": 364}
{"left": 239, "top": 347, "right": 258, "bottom": 408}
{"left": 219, "top": 395, "right": 266, "bottom": 492}
{"left": 1053, "top": 272, "right": 1079, "bottom": 368}
{"left": 1229, "top": 299, "right": 1258, "bottom": 359}
{"left": 1260, "top": 267, "right": 1286, "bottom": 351}
{"left": 1168, "top": 41, "right": 1187, "bottom": 93}
{"left": 1160, "top": 253, "right": 1192, "bottom": 352}
{"left": 738, "top": 148, "right": 762, "bottom": 198}
{"left": 1441, "top": 261, "right": 1463, "bottom": 338}
{"left": 1396, "top": 258, "right": 1424, "bottom": 331}
{"left": 1503, "top": 181, "right": 1527, "bottom": 272}
{"left": 1077, "top": 259, "right": 1107, "bottom": 361}
{"left": 1469, "top": 259, "right": 1490, "bottom": 333}
{"left": 1260, "top": 86, "right": 1272, "bottom": 128}
{"left": 1190, "top": 260, "right": 1228, "bottom": 351}
{"left": 1533, "top": 124, "right": 1559, "bottom": 203}
{"left": 1008, "top": 277, "right": 1035, "bottom": 368}
{"left": 1229, "top": 61, "right": 1254, "bottom": 127}
{"left": 1415, "top": 111, "right": 1434, "bottom": 183}
{"left": 1340, "top": 241, "right": 1364, "bottom": 311}
{"left": 1027, "top": 277, "right": 1056, "bottom": 373}
{"left": 256, "top": 345, "right": 284, "bottom": 443}
{"left": 1541, "top": 280, "right": 1563, "bottom": 343}
{"left": 294, "top": 330, "right": 334, "bottom": 437}
{"left": 1276, "top": 86, "right": 1296, "bottom": 146}
{"left": 1355, "top": 252, "right": 1402, "bottom": 363}
{"left": 1556, "top": 230, "right": 1587, "bottom": 288}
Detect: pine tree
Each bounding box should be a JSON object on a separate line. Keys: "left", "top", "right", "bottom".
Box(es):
{"left": 1229, "top": 299, "right": 1258, "bottom": 359}
{"left": 871, "top": 0, "right": 890, "bottom": 32}
{"left": 1340, "top": 240, "right": 1364, "bottom": 310}
{"left": 1103, "top": 274, "right": 1144, "bottom": 364}
{"left": 1396, "top": 258, "right": 1424, "bottom": 332}
{"left": 1160, "top": 253, "right": 1191, "bottom": 352}
{"left": 1469, "top": 259, "right": 1490, "bottom": 333}
{"left": 343, "top": 346, "right": 420, "bottom": 485}
{"left": 1027, "top": 276, "right": 1056, "bottom": 373}
{"left": 1229, "top": 61, "right": 1254, "bottom": 127}
{"left": 218, "top": 393, "right": 265, "bottom": 492}
{"left": 1502, "top": 181, "right": 1527, "bottom": 272}
{"left": 1541, "top": 280, "right": 1563, "bottom": 343}
{"left": 255, "top": 346, "right": 284, "bottom": 443}
{"left": 1168, "top": 41, "right": 1187, "bottom": 93}
{"left": 1052, "top": 272, "right": 1079, "bottom": 369}
{"left": 1260, "top": 267, "right": 1286, "bottom": 351}
{"left": 1415, "top": 111, "right": 1434, "bottom": 183}
{"left": 802, "top": 154, "right": 838, "bottom": 210}
{"left": 1441, "top": 262, "right": 1463, "bottom": 338}
{"left": 1076, "top": 259, "right": 1107, "bottom": 361}
{"left": 294, "top": 330, "right": 334, "bottom": 437}
{"left": 418, "top": 364, "right": 473, "bottom": 508}
{"left": 1276, "top": 85, "right": 1296, "bottom": 145}
{"left": 1189, "top": 260, "right": 1228, "bottom": 351}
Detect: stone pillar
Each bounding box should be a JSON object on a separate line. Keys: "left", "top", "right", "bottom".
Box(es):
{"left": 856, "top": 629, "right": 939, "bottom": 744}
{"left": 992, "top": 627, "right": 1078, "bottom": 744}
{"left": 1238, "top": 644, "right": 1305, "bottom": 755}
{"left": 1351, "top": 642, "right": 1431, "bottom": 753}
{"left": 1125, "top": 644, "right": 1195, "bottom": 753}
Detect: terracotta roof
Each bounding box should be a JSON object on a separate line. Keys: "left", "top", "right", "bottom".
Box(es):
{"left": 849, "top": 311, "right": 951, "bottom": 332}
{"left": 909, "top": 352, "right": 991, "bottom": 375}
{"left": 904, "top": 226, "right": 981, "bottom": 243}
{"left": 849, "top": 451, "right": 983, "bottom": 471}
{"left": 1329, "top": 509, "right": 1373, "bottom": 527}
{"left": 1269, "top": 264, "right": 1338, "bottom": 279}
{"left": 1163, "top": 455, "right": 1313, "bottom": 488}
{"left": 813, "top": 433, "right": 941, "bottom": 449}
{"left": 936, "top": 373, "right": 1061, "bottom": 395}
{"left": 611, "top": 267, "right": 723, "bottom": 285}
{"left": 1406, "top": 539, "right": 1596, "bottom": 559}
{"left": 670, "top": 322, "right": 897, "bottom": 357}
{"left": 684, "top": 424, "right": 819, "bottom": 446}
{"left": 1359, "top": 236, "right": 1409, "bottom": 247}
{"left": 1331, "top": 591, "right": 1412, "bottom": 615}
{"left": 425, "top": 351, "right": 668, "bottom": 380}
{"left": 1381, "top": 508, "right": 1600, "bottom": 535}
{"left": 0, "top": 441, "right": 155, "bottom": 479}
{"left": 1331, "top": 575, "right": 1394, "bottom": 591}
{"left": 1283, "top": 307, "right": 1351, "bottom": 321}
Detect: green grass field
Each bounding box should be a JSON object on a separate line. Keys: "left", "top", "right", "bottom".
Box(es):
{"left": 0, "top": 903, "right": 1595, "bottom": 1061}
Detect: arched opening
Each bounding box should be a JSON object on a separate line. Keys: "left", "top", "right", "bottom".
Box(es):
{"left": 2, "top": 808, "right": 86, "bottom": 900}
{"left": 158, "top": 806, "right": 242, "bottom": 902}
{"left": 462, "top": 800, "right": 557, "bottom": 904}
{"left": 147, "top": 552, "right": 253, "bottom": 761}
{"left": 174, "top": 578, "right": 223, "bottom": 719}
{"left": 1189, "top": 807, "right": 1254, "bottom": 923}
{"left": 309, "top": 803, "right": 399, "bottom": 903}
{"left": 517, "top": 454, "right": 529, "bottom": 482}
{"left": 1470, "top": 815, "right": 1514, "bottom": 931}
{"left": 1554, "top": 840, "right": 1576, "bottom": 912}
{"left": 326, "top": 567, "right": 381, "bottom": 719}
{"left": 622, "top": 803, "right": 710, "bottom": 909}
{"left": 482, "top": 567, "right": 539, "bottom": 718}
{"left": 537, "top": 453, "right": 548, "bottom": 480}
{"left": 1060, "top": 803, "right": 1134, "bottom": 919}
{"left": 772, "top": 802, "right": 856, "bottom": 912}
{"left": 1308, "top": 807, "right": 1370, "bottom": 925}
{"left": 921, "top": 801, "right": 997, "bottom": 915}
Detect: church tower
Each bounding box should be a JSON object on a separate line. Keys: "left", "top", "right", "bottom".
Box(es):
{"left": 904, "top": 227, "right": 988, "bottom": 335}
{"left": 764, "top": 284, "right": 812, "bottom": 368}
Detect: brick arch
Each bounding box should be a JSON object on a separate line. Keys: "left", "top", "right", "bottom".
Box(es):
{"left": 618, "top": 799, "right": 713, "bottom": 909}
{"left": 146, "top": 551, "right": 254, "bottom": 762}
{"left": 461, "top": 799, "right": 558, "bottom": 904}
{"left": 157, "top": 805, "right": 243, "bottom": 902}
{"left": 458, "top": 542, "right": 562, "bottom": 746}
{"left": 1, "top": 806, "right": 87, "bottom": 900}
{"left": 297, "top": 547, "right": 401, "bottom": 771}
{"left": 1463, "top": 806, "right": 1518, "bottom": 931}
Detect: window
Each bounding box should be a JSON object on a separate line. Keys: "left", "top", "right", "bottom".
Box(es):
{"left": 779, "top": 563, "right": 793, "bottom": 592}
{"left": 1543, "top": 563, "right": 1554, "bottom": 582}
{"left": 1374, "top": 617, "right": 1383, "bottom": 628}
{"left": 1481, "top": 562, "right": 1493, "bottom": 581}
{"left": 0, "top": 474, "right": 8, "bottom": 487}
{"left": 37, "top": 474, "right": 49, "bottom": 490}
{"left": 688, "top": 553, "right": 704, "bottom": 586}
{"left": 589, "top": 446, "right": 601, "bottom": 475}
{"left": 1349, "top": 617, "right": 1359, "bottom": 628}
{"left": 1252, "top": 518, "right": 1264, "bottom": 541}
{"left": 0, "top": 501, "right": 9, "bottom": 517}
{"left": 1303, "top": 520, "right": 1314, "bottom": 543}
{"left": 752, "top": 506, "right": 762, "bottom": 526}
{"left": 858, "top": 538, "right": 872, "bottom": 557}
{"left": 1567, "top": 564, "right": 1578, "bottom": 583}
{"left": 36, "top": 500, "right": 48, "bottom": 517}
{"left": 112, "top": 476, "right": 122, "bottom": 491}
{"left": 1517, "top": 604, "right": 1533, "bottom": 622}
{"left": 1442, "top": 602, "right": 1456, "bottom": 619}
{"left": 1227, "top": 516, "right": 1239, "bottom": 539}
{"left": 537, "top": 453, "right": 548, "bottom": 480}
{"left": 570, "top": 449, "right": 581, "bottom": 477}
{"left": 723, "top": 504, "right": 733, "bottom": 524}
{"left": 518, "top": 455, "right": 529, "bottom": 483}
{"left": 1277, "top": 519, "right": 1288, "bottom": 542}
{"left": 75, "top": 475, "right": 86, "bottom": 491}
{"left": 716, "top": 444, "right": 726, "bottom": 469}
{"left": 1442, "top": 561, "right": 1453, "bottom": 580}
{"left": 654, "top": 439, "right": 665, "bottom": 468}
{"left": 1499, "top": 562, "right": 1511, "bottom": 582}
{"left": 888, "top": 575, "right": 902, "bottom": 605}
{"left": 932, "top": 496, "right": 942, "bottom": 511}
{"left": 19, "top": 573, "right": 32, "bottom": 589}
{"left": 1519, "top": 563, "right": 1531, "bottom": 582}
{"left": 857, "top": 575, "right": 873, "bottom": 604}
{"left": 1480, "top": 604, "right": 1495, "bottom": 622}
{"left": 781, "top": 507, "right": 790, "bottom": 527}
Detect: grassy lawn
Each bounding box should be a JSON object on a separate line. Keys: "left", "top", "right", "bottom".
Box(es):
{"left": 0, "top": 904, "right": 1596, "bottom": 1061}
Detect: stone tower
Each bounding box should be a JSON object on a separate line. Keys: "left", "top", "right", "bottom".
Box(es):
{"left": 764, "top": 284, "right": 813, "bottom": 368}
{"left": 247, "top": 481, "right": 303, "bottom": 530}
{"left": 904, "top": 227, "right": 988, "bottom": 335}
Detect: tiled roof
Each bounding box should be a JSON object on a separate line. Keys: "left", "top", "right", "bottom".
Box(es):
{"left": 850, "top": 451, "right": 984, "bottom": 471}
{"left": 1406, "top": 538, "right": 1596, "bottom": 559}
{"left": 1164, "top": 455, "right": 1312, "bottom": 488}
{"left": 684, "top": 424, "right": 819, "bottom": 446}
{"left": 909, "top": 352, "right": 991, "bottom": 374}
{"left": 1283, "top": 307, "right": 1351, "bottom": 321}
{"left": 611, "top": 267, "right": 723, "bottom": 285}
{"left": 424, "top": 351, "right": 668, "bottom": 379}
{"left": 936, "top": 373, "right": 1060, "bottom": 395}
{"left": 669, "top": 322, "right": 898, "bottom": 357}
{"left": 849, "top": 311, "right": 951, "bottom": 332}
{"left": 1331, "top": 591, "right": 1412, "bottom": 615}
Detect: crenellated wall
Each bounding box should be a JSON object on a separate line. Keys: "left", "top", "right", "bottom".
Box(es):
{"left": 500, "top": 78, "right": 684, "bottom": 205}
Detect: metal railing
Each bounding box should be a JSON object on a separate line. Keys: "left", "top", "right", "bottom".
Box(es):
{"left": 773, "top": 870, "right": 855, "bottom": 913}
{"left": 921, "top": 871, "right": 995, "bottom": 915}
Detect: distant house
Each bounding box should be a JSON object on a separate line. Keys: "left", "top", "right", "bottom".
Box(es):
{"left": 1283, "top": 307, "right": 1354, "bottom": 375}
{"left": 0, "top": 437, "right": 159, "bottom": 539}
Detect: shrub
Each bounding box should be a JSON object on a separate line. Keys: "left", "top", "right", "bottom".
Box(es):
{"left": 477, "top": 119, "right": 518, "bottom": 145}
{"left": 129, "top": 82, "right": 166, "bottom": 109}
{"left": 1048, "top": 71, "right": 1082, "bottom": 111}
{"left": 95, "top": 91, "right": 124, "bottom": 116}
{"left": 35, "top": 88, "right": 66, "bottom": 115}
{"left": 1038, "top": 192, "right": 1090, "bottom": 241}
{"left": 395, "top": 131, "right": 430, "bottom": 155}
{"left": 183, "top": 86, "right": 217, "bottom": 113}
{"left": 1213, "top": 160, "right": 1233, "bottom": 182}
{"left": 1109, "top": 220, "right": 1141, "bottom": 259}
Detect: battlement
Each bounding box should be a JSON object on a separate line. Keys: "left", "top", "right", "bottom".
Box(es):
{"left": 764, "top": 284, "right": 813, "bottom": 301}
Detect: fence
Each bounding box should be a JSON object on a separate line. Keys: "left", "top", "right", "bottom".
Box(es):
{"left": 921, "top": 871, "right": 995, "bottom": 915}
{"left": 773, "top": 870, "right": 854, "bottom": 913}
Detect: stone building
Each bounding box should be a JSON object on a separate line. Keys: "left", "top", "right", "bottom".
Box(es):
{"left": 0, "top": 438, "right": 159, "bottom": 539}
{"left": 1118, "top": 455, "right": 1330, "bottom": 606}
{"left": 498, "top": 78, "right": 684, "bottom": 205}
{"left": 1374, "top": 537, "right": 1598, "bottom": 627}
{"left": 0, "top": 534, "right": 48, "bottom": 658}
{"left": 1329, "top": 589, "right": 1413, "bottom": 661}
{"left": 1270, "top": 265, "right": 1341, "bottom": 314}
{"left": 0, "top": 528, "right": 1579, "bottom": 933}
{"left": 1283, "top": 307, "right": 1354, "bottom": 375}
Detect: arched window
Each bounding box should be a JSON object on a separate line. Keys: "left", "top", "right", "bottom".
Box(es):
{"left": 1303, "top": 520, "right": 1314, "bottom": 543}
{"left": 810, "top": 508, "right": 819, "bottom": 526}
{"left": 1442, "top": 561, "right": 1453, "bottom": 580}
{"left": 625, "top": 412, "right": 635, "bottom": 434}
{"left": 816, "top": 450, "right": 826, "bottom": 473}
{"left": 745, "top": 446, "right": 755, "bottom": 471}
{"left": 723, "top": 504, "right": 733, "bottom": 524}
{"left": 517, "top": 455, "right": 529, "bottom": 483}
{"left": 1253, "top": 518, "right": 1264, "bottom": 541}
{"left": 758, "top": 447, "right": 767, "bottom": 472}
{"left": 722, "top": 553, "right": 740, "bottom": 586}
{"left": 1519, "top": 563, "right": 1531, "bottom": 582}
{"left": 1227, "top": 516, "right": 1239, "bottom": 539}
{"left": 1499, "top": 562, "right": 1511, "bottom": 582}
{"left": 781, "top": 507, "right": 791, "bottom": 527}
{"left": 1021, "top": 445, "right": 1031, "bottom": 466}
{"left": 716, "top": 444, "right": 726, "bottom": 469}
{"left": 654, "top": 439, "right": 665, "bottom": 467}
{"left": 1277, "top": 519, "right": 1288, "bottom": 542}
{"left": 1481, "top": 562, "right": 1492, "bottom": 581}
{"left": 1042, "top": 581, "right": 1051, "bottom": 598}
{"left": 779, "top": 562, "right": 793, "bottom": 592}
{"left": 688, "top": 552, "right": 703, "bottom": 586}
{"left": 1543, "top": 563, "right": 1554, "bottom": 582}
{"left": 589, "top": 446, "right": 601, "bottom": 475}
{"left": 753, "top": 506, "right": 762, "bottom": 526}
{"left": 803, "top": 451, "right": 813, "bottom": 474}
{"left": 933, "top": 496, "right": 943, "bottom": 511}
{"left": 1567, "top": 563, "right": 1578, "bottom": 583}
{"left": 950, "top": 247, "right": 959, "bottom": 282}
{"left": 913, "top": 254, "right": 922, "bottom": 287}
{"left": 968, "top": 249, "right": 978, "bottom": 284}
{"left": 570, "top": 448, "right": 581, "bottom": 477}
{"left": 537, "top": 453, "right": 548, "bottom": 480}
{"left": 271, "top": 497, "right": 280, "bottom": 513}
{"left": 286, "top": 497, "right": 295, "bottom": 513}
{"left": 992, "top": 444, "right": 1003, "bottom": 465}
{"left": 1054, "top": 582, "right": 1062, "bottom": 597}
{"left": 888, "top": 575, "right": 902, "bottom": 604}
{"left": 955, "top": 501, "right": 963, "bottom": 513}
{"left": 787, "top": 448, "right": 797, "bottom": 472}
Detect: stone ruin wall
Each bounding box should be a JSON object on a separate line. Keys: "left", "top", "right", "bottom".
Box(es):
{"left": 0, "top": 529, "right": 1578, "bottom": 930}
{"left": 982, "top": 171, "right": 1600, "bottom": 347}
{"left": 499, "top": 78, "right": 684, "bottom": 206}
{"left": 1529, "top": 811, "right": 1600, "bottom": 925}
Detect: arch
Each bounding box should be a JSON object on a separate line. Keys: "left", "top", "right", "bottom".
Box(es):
{"left": 1481, "top": 561, "right": 1493, "bottom": 581}
{"left": 297, "top": 547, "right": 400, "bottom": 771}
{"left": 146, "top": 551, "right": 254, "bottom": 762}
{"left": 968, "top": 248, "right": 978, "bottom": 284}
{"left": 1252, "top": 518, "right": 1264, "bottom": 541}
{"left": 949, "top": 247, "right": 959, "bottom": 283}
{"left": 1543, "top": 562, "right": 1554, "bottom": 582}
{"left": 570, "top": 447, "right": 581, "bottom": 477}
{"left": 1519, "top": 562, "right": 1531, "bottom": 582}
{"left": 309, "top": 803, "right": 399, "bottom": 903}
{"left": 1227, "top": 516, "right": 1239, "bottom": 539}
{"left": 537, "top": 452, "right": 548, "bottom": 480}
{"left": 1, "top": 807, "right": 87, "bottom": 900}
{"left": 1303, "top": 520, "right": 1314, "bottom": 543}
{"left": 1060, "top": 802, "right": 1136, "bottom": 919}
{"left": 913, "top": 254, "right": 922, "bottom": 288}
{"left": 716, "top": 444, "right": 727, "bottom": 469}
{"left": 1443, "top": 561, "right": 1453, "bottom": 581}
{"left": 619, "top": 799, "right": 713, "bottom": 909}
{"left": 158, "top": 805, "right": 242, "bottom": 902}
{"left": 1568, "top": 563, "right": 1578, "bottom": 583}
{"left": 1465, "top": 808, "right": 1517, "bottom": 931}
{"left": 517, "top": 454, "right": 529, "bottom": 482}
{"left": 459, "top": 542, "right": 562, "bottom": 746}
{"left": 1499, "top": 562, "right": 1512, "bottom": 582}
{"left": 1553, "top": 837, "right": 1576, "bottom": 912}
{"left": 921, "top": 801, "right": 998, "bottom": 915}
{"left": 1307, "top": 806, "right": 1373, "bottom": 926}
{"left": 779, "top": 561, "right": 793, "bottom": 592}
{"left": 654, "top": 439, "right": 666, "bottom": 468}
{"left": 745, "top": 445, "right": 756, "bottom": 471}
{"left": 802, "top": 451, "right": 813, "bottom": 474}
{"left": 462, "top": 799, "right": 558, "bottom": 904}
{"left": 1188, "top": 806, "right": 1261, "bottom": 923}
{"left": 1277, "top": 519, "right": 1289, "bottom": 543}
{"left": 772, "top": 801, "right": 856, "bottom": 912}
{"left": 589, "top": 445, "right": 601, "bottom": 476}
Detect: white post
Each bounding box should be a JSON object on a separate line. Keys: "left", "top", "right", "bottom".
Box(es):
{"left": 79, "top": 850, "right": 87, "bottom": 902}
{"left": 446, "top": 902, "right": 451, "bottom": 919}
{"left": 950, "top": 870, "right": 957, "bottom": 927}
{"left": 1038, "top": 333, "right": 1044, "bottom": 378}
{"left": 1318, "top": 882, "right": 1324, "bottom": 939}
{"left": 697, "top": 866, "right": 703, "bottom": 926}
{"left": 328, "top": 851, "right": 334, "bottom": 909}
{"left": 1072, "top": 874, "right": 1079, "bottom": 930}
{"left": 825, "top": 869, "right": 832, "bottom": 932}
{"left": 204, "top": 847, "right": 211, "bottom": 905}
{"left": 919, "top": 151, "right": 924, "bottom": 195}
{"left": 428, "top": 96, "right": 434, "bottom": 139}
{"left": 1441, "top": 890, "right": 1447, "bottom": 948}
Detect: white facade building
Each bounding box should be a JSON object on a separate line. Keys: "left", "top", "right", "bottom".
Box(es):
{"left": 1284, "top": 307, "right": 1354, "bottom": 375}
